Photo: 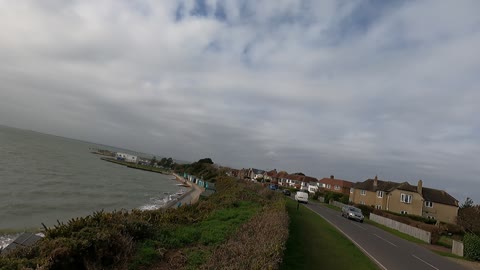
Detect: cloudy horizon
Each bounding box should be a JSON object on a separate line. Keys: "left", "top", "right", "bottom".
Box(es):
{"left": 1, "top": 0, "right": 480, "bottom": 203}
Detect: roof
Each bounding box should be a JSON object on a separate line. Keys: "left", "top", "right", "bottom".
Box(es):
{"left": 422, "top": 187, "right": 458, "bottom": 206}
{"left": 251, "top": 168, "right": 265, "bottom": 174}
{"left": 319, "top": 178, "right": 353, "bottom": 188}
{"left": 285, "top": 174, "right": 304, "bottom": 181}
{"left": 396, "top": 182, "right": 418, "bottom": 192}
{"left": 352, "top": 179, "right": 400, "bottom": 192}
{"left": 303, "top": 176, "right": 318, "bottom": 183}
{"left": 2, "top": 233, "right": 43, "bottom": 254}
{"left": 275, "top": 171, "right": 289, "bottom": 178}
{"left": 353, "top": 178, "right": 459, "bottom": 207}
{"left": 266, "top": 169, "right": 277, "bottom": 177}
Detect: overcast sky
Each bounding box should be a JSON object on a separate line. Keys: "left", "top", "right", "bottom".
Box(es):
{"left": 1, "top": 0, "right": 479, "bottom": 202}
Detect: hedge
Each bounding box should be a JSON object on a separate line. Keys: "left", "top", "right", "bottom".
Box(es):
{"left": 464, "top": 233, "right": 480, "bottom": 261}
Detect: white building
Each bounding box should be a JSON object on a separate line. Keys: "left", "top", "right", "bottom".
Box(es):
{"left": 307, "top": 182, "right": 320, "bottom": 194}
{"left": 115, "top": 152, "right": 138, "bottom": 163}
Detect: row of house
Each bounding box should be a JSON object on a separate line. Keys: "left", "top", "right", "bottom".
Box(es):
{"left": 232, "top": 168, "right": 459, "bottom": 224}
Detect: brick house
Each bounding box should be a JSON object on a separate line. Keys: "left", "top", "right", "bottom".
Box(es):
{"left": 350, "top": 176, "right": 459, "bottom": 223}
{"left": 318, "top": 175, "right": 354, "bottom": 195}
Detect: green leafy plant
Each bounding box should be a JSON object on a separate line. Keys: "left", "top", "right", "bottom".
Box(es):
{"left": 464, "top": 233, "right": 480, "bottom": 261}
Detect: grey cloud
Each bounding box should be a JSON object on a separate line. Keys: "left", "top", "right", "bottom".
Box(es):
{"left": 1, "top": 0, "right": 480, "bottom": 202}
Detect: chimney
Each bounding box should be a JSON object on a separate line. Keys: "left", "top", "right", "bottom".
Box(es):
{"left": 374, "top": 175, "right": 378, "bottom": 187}
{"left": 417, "top": 180, "right": 423, "bottom": 195}
{"left": 330, "top": 175, "right": 334, "bottom": 179}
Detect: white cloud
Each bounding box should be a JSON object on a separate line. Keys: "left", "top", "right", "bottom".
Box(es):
{"left": 1, "top": 0, "right": 479, "bottom": 202}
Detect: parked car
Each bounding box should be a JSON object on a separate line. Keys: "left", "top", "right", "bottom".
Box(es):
{"left": 341, "top": 206, "right": 364, "bottom": 223}
{"left": 283, "top": 189, "right": 291, "bottom": 196}
{"left": 294, "top": 191, "right": 309, "bottom": 203}
{"left": 269, "top": 184, "right": 279, "bottom": 190}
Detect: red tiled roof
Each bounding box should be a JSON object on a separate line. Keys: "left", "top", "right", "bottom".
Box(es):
{"left": 266, "top": 169, "right": 277, "bottom": 177}
{"left": 276, "top": 171, "right": 289, "bottom": 178}
{"left": 319, "top": 178, "right": 353, "bottom": 188}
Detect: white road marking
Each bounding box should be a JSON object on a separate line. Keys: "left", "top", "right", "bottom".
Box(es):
{"left": 373, "top": 234, "right": 398, "bottom": 247}
{"left": 306, "top": 205, "right": 388, "bottom": 270}
{"left": 412, "top": 255, "right": 440, "bottom": 270}
{"left": 352, "top": 222, "right": 368, "bottom": 230}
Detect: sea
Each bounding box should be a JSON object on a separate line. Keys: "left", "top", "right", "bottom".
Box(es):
{"left": 0, "top": 125, "right": 182, "bottom": 249}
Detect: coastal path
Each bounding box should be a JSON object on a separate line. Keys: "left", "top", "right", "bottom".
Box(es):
{"left": 168, "top": 174, "right": 204, "bottom": 208}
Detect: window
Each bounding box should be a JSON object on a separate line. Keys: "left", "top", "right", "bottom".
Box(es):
{"left": 376, "top": 205, "right": 382, "bottom": 210}
{"left": 427, "top": 215, "right": 435, "bottom": 220}
{"left": 360, "top": 201, "right": 365, "bottom": 205}
{"left": 326, "top": 184, "right": 331, "bottom": 189}
{"left": 360, "top": 190, "right": 366, "bottom": 196}
{"left": 334, "top": 185, "right": 340, "bottom": 190}
{"left": 400, "top": 193, "right": 412, "bottom": 204}
{"left": 400, "top": 211, "right": 408, "bottom": 215}
{"left": 425, "top": 201, "right": 433, "bottom": 208}
{"left": 350, "top": 188, "right": 354, "bottom": 193}
{"left": 377, "top": 191, "right": 384, "bottom": 198}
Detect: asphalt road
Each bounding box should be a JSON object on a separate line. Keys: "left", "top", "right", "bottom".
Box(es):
{"left": 304, "top": 202, "right": 466, "bottom": 270}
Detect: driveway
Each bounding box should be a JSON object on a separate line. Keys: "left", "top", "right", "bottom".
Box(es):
{"left": 304, "top": 202, "right": 467, "bottom": 270}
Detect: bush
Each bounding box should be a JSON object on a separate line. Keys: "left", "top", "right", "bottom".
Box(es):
{"left": 356, "top": 205, "right": 374, "bottom": 218}
{"left": 0, "top": 176, "right": 288, "bottom": 269}
{"left": 464, "top": 233, "right": 480, "bottom": 261}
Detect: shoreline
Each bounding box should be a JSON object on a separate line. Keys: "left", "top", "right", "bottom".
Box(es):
{"left": 164, "top": 173, "right": 204, "bottom": 208}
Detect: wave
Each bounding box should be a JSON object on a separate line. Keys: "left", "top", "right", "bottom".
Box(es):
{"left": 0, "top": 234, "right": 17, "bottom": 249}
{"left": 138, "top": 186, "right": 189, "bottom": 211}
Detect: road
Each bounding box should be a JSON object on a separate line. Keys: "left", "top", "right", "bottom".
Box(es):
{"left": 304, "top": 202, "right": 466, "bottom": 270}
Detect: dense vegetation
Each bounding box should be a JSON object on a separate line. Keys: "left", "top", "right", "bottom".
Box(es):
{"left": 173, "top": 158, "right": 223, "bottom": 182}
{"left": 0, "top": 177, "right": 289, "bottom": 269}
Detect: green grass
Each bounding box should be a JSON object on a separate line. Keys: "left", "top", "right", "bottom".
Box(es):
{"left": 161, "top": 201, "right": 260, "bottom": 248}
{"left": 438, "top": 235, "right": 453, "bottom": 248}
{"left": 281, "top": 200, "right": 379, "bottom": 270}
{"left": 363, "top": 219, "right": 426, "bottom": 244}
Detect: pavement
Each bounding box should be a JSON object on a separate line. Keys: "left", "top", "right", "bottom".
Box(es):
{"left": 167, "top": 174, "right": 204, "bottom": 209}
{"left": 303, "top": 201, "right": 467, "bottom": 270}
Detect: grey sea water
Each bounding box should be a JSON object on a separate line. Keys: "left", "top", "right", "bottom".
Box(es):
{"left": 0, "top": 125, "right": 180, "bottom": 248}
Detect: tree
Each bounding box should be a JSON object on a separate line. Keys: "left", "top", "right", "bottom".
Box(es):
{"left": 457, "top": 198, "right": 480, "bottom": 234}
{"left": 461, "top": 197, "right": 475, "bottom": 209}
{"left": 158, "top": 158, "right": 167, "bottom": 167}
{"left": 198, "top": 158, "right": 214, "bottom": 164}
{"left": 293, "top": 172, "right": 305, "bottom": 176}
{"left": 165, "top": 157, "right": 173, "bottom": 168}
{"left": 150, "top": 156, "right": 157, "bottom": 166}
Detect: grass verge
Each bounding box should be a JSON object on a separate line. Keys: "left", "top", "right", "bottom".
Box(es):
{"left": 280, "top": 200, "right": 379, "bottom": 270}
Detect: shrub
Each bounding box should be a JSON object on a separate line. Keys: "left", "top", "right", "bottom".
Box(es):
{"left": 356, "top": 205, "right": 374, "bottom": 218}
{"left": 464, "top": 233, "right": 480, "bottom": 261}
{"left": 201, "top": 200, "right": 288, "bottom": 269}
{"left": 440, "top": 222, "right": 464, "bottom": 236}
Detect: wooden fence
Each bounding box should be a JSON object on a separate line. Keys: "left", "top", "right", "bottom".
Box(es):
{"left": 369, "top": 213, "right": 431, "bottom": 243}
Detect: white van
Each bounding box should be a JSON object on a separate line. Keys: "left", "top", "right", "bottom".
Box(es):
{"left": 295, "top": 191, "right": 309, "bottom": 203}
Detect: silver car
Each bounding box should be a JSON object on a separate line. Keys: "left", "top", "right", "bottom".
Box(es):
{"left": 341, "top": 206, "right": 364, "bottom": 223}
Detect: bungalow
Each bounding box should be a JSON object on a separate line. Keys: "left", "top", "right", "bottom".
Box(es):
{"left": 350, "top": 176, "right": 459, "bottom": 223}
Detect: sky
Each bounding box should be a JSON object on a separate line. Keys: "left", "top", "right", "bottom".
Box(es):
{"left": 1, "top": 0, "right": 479, "bottom": 203}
